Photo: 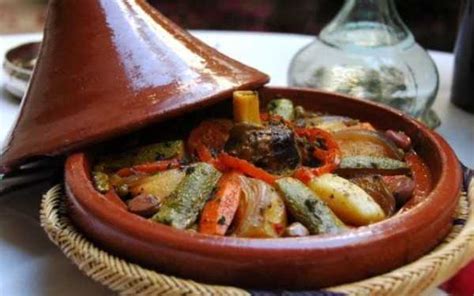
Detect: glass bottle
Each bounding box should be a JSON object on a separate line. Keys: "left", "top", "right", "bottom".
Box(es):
{"left": 451, "top": 0, "right": 474, "bottom": 113}
{"left": 288, "top": 0, "right": 440, "bottom": 126}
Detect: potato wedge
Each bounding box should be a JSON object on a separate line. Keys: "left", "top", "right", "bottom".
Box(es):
{"left": 129, "top": 168, "right": 185, "bottom": 202}
{"left": 308, "top": 174, "right": 385, "bottom": 226}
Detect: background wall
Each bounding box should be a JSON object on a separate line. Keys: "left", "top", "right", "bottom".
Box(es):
{"left": 0, "top": 0, "right": 461, "bottom": 51}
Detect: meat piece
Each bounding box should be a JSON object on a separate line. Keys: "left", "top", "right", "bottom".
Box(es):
{"left": 224, "top": 123, "right": 301, "bottom": 174}
{"left": 385, "top": 130, "right": 412, "bottom": 151}
{"left": 382, "top": 175, "right": 415, "bottom": 207}
{"left": 350, "top": 175, "right": 396, "bottom": 216}
{"left": 127, "top": 194, "right": 160, "bottom": 217}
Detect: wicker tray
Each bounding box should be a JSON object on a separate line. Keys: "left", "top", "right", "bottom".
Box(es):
{"left": 40, "top": 181, "right": 474, "bottom": 295}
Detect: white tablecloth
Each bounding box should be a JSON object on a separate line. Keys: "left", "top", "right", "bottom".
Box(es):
{"left": 0, "top": 31, "right": 472, "bottom": 295}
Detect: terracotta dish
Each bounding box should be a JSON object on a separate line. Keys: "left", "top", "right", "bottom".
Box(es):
{"left": 1, "top": 0, "right": 461, "bottom": 289}
{"left": 65, "top": 87, "right": 462, "bottom": 289}
{"left": 0, "top": 0, "right": 268, "bottom": 170}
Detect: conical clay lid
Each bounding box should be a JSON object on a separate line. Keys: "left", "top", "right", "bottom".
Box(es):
{"left": 1, "top": 0, "right": 269, "bottom": 169}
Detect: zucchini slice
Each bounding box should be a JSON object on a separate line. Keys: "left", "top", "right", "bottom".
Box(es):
{"left": 276, "top": 177, "right": 345, "bottom": 234}
{"left": 152, "top": 163, "right": 221, "bottom": 229}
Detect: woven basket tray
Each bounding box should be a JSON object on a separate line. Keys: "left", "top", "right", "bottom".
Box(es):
{"left": 40, "top": 181, "right": 474, "bottom": 295}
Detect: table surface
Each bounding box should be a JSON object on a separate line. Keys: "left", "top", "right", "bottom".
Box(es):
{"left": 0, "top": 31, "right": 472, "bottom": 295}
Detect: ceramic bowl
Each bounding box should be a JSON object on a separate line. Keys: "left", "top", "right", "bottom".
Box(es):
{"left": 65, "top": 86, "right": 462, "bottom": 290}
{"left": 2, "top": 42, "right": 40, "bottom": 99}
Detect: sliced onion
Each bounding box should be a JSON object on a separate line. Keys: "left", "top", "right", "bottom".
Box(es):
{"left": 231, "top": 176, "right": 286, "bottom": 238}
{"left": 296, "top": 115, "right": 356, "bottom": 132}
{"left": 333, "top": 129, "right": 404, "bottom": 160}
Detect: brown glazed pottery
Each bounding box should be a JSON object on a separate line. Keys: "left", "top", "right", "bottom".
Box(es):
{"left": 65, "top": 87, "right": 462, "bottom": 290}
{"left": 0, "top": 0, "right": 268, "bottom": 169}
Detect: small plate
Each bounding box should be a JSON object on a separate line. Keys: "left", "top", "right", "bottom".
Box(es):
{"left": 2, "top": 41, "right": 41, "bottom": 99}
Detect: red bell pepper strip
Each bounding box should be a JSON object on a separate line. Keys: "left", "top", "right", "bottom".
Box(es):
{"left": 116, "top": 159, "right": 181, "bottom": 177}
{"left": 293, "top": 127, "right": 340, "bottom": 183}
{"left": 217, "top": 153, "right": 277, "bottom": 185}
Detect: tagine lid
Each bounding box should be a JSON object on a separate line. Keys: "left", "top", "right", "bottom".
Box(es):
{"left": 0, "top": 0, "right": 269, "bottom": 169}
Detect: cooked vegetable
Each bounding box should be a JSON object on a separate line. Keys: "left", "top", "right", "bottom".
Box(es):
{"left": 152, "top": 163, "right": 221, "bottom": 229}
{"left": 134, "top": 140, "right": 185, "bottom": 163}
{"left": 233, "top": 90, "right": 262, "bottom": 125}
{"left": 117, "top": 158, "right": 181, "bottom": 177}
{"left": 276, "top": 177, "right": 344, "bottom": 234}
{"left": 90, "top": 92, "right": 429, "bottom": 238}
{"left": 218, "top": 153, "right": 277, "bottom": 185}
{"left": 267, "top": 98, "right": 295, "bottom": 121}
{"left": 350, "top": 175, "right": 396, "bottom": 216}
{"left": 385, "top": 130, "right": 412, "bottom": 151}
{"left": 224, "top": 122, "right": 301, "bottom": 174}
{"left": 129, "top": 168, "right": 186, "bottom": 201}
{"left": 336, "top": 156, "right": 410, "bottom": 176}
{"left": 333, "top": 129, "right": 403, "bottom": 160}
{"left": 95, "top": 140, "right": 185, "bottom": 172}
{"left": 199, "top": 172, "right": 242, "bottom": 236}
{"left": 127, "top": 194, "right": 160, "bottom": 217}
{"left": 93, "top": 171, "right": 110, "bottom": 193}
{"left": 284, "top": 222, "right": 310, "bottom": 237}
{"left": 382, "top": 175, "right": 415, "bottom": 207}
{"left": 115, "top": 183, "right": 130, "bottom": 197}
{"left": 296, "top": 115, "right": 358, "bottom": 132}
{"left": 187, "top": 119, "right": 233, "bottom": 162}
{"left": 293, "top": 127, "right": 340, "bottom": 183}
{"left": 232, "top": 176, "right": 286, "bottom": 238}
{"left": 308, "top": 174, "right": 385, "bottom": 225}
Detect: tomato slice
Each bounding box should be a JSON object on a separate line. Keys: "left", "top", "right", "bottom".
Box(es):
{"left": 187, "top": 119, "right": 233, "bottom": 162}
{"left": 293, "top": 127, "right": 340, "bottom": 183}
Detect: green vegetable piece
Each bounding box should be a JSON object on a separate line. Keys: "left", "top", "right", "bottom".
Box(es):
{"left": 114, "top": 183, "right": 130, "bottom": 198}
{"left": 95, "top": 140, "right": 185, "bottom": 172}
{"left": 152, "top": 163, "right": 222, "bottom": 229}
{"left": 93, "top": 171, "right": 110, "bottom": 193}
{"left": 134, "top": 140, "right": 185, "bottom": 163}
{"left": 267, "top": 98, "right": 295, "bottom": 121}
{"left": 339, "top": 156, "right": 408, "bottom": 171}
{"left": 276, "top": 177, "right": 345, "bottom": 234}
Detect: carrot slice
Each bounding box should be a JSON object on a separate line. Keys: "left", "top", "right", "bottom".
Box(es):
{"left": 116, "top": 159, "right": 180, "bottom": 177}
{"left": 199, "top": 172, "right": 242, "bottom": 235}
{"left": 217, "top": 153, "right": 277, "bottom": 185}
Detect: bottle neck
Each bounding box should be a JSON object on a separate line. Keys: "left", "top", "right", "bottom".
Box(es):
{"left": 320, "top": 0, "right": 413, "bottom": 48}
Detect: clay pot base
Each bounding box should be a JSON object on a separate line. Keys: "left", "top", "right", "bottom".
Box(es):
{"left": 64, "top": 87, "right": 462, "bottom": 290}
{"left": 42, "top": 184, "right": 473, "bottom": 294}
